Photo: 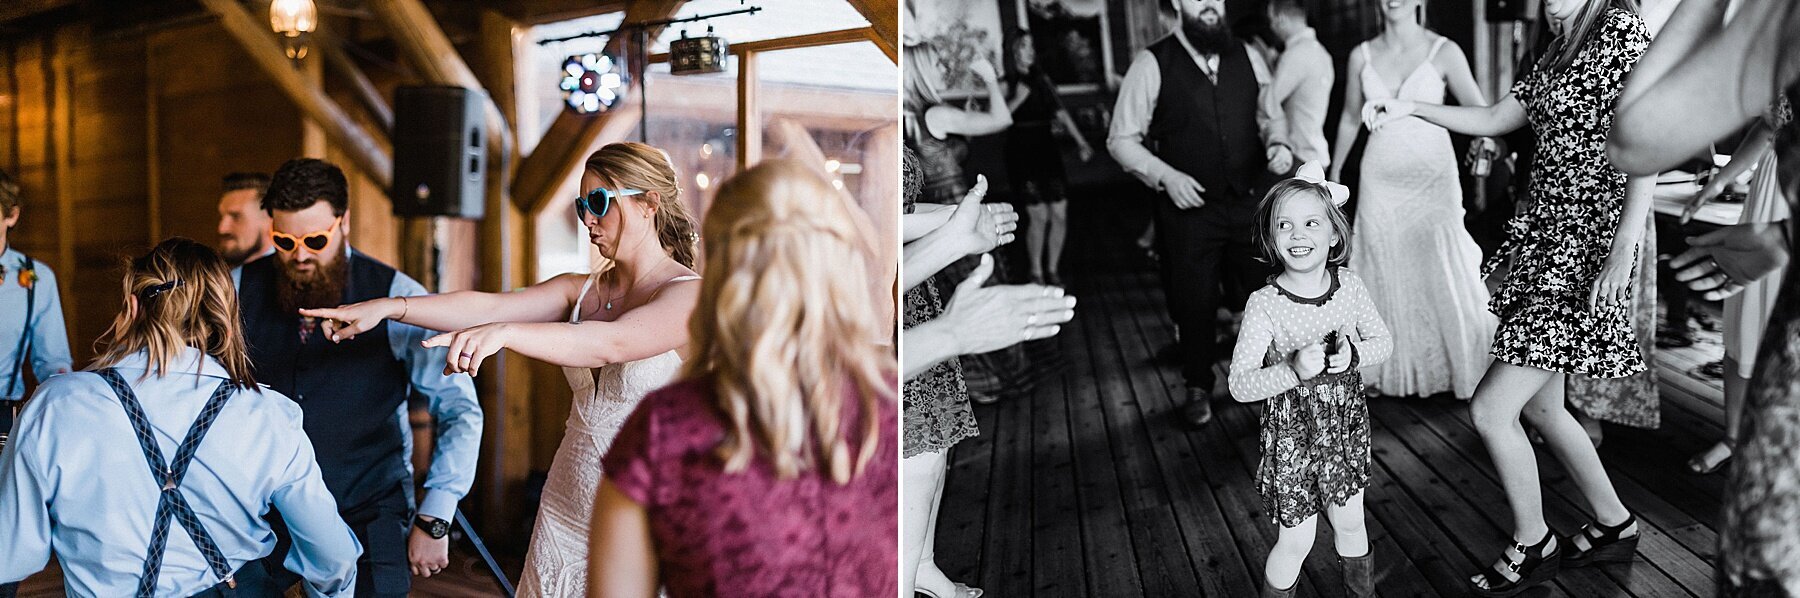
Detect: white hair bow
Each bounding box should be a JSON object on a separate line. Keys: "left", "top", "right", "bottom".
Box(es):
{"left": 1293, "top": 162, "right": 1350, "bottom": 207}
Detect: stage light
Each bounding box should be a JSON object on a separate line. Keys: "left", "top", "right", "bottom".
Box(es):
{"left": 561, "top": 53, "right": 628, "bottom": 114}
{"left": 669, "top": 26, "right": 729, "bottom": 76}
{"left": 270, "top": 0, "right": 317, "bottom": 60}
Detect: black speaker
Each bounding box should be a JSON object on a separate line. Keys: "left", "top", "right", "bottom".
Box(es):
{"left": 391, "top": 85, "right": 486, "bottom": 218}
{"left": 1487, "top": 0, "right": 1539, "bottom": 21}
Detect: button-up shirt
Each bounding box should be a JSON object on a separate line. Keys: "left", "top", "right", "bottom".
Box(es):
{"left": 0, "top": 348, "right": 361, "bottom": 597}
{"left": 1107, "top": 29, "right": 1287, "bottom": 191}
{"left": 1271, "top": 27, "right": 1336, "bottom": 168}
{"left": 1, "top": 246, "right": 72, "bottom": 400}
{"left": 231, "top": 248, "right": 482, "bottom": 523}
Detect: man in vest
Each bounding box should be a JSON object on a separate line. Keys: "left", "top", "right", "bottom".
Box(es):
{"left": 0, "top": 169, "right": 72, "bottom": 598}
{"left": 231, "top": 158, "right": 482, "bottom": 597}
{"left": 1108, "top": 0, "right": 1294, "bottom": 428}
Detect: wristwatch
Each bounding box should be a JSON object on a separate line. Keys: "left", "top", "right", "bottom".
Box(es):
{"left": 414, "top": 515, "right": 451, "bottom": 539}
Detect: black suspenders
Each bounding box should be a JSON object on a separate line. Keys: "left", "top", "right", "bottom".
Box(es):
{"left": 96, "top": 368, "right": 237, "bottom": 597}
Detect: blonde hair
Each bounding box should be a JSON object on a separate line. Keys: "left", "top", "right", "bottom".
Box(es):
{"left": 91, "top": 238, "right": 256, "bottom": 388}
{"left": 584, "top": 142, "right": 700, "bottom": 268}
{"left": 685, "top": 160, "right": 894, "bottom": 484}
{"left": 1538, "top": 0, "right": 1638, "bottom": 75}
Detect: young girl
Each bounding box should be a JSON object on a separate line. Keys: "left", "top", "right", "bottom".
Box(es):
{"left": 1229, "top": 167, "right": 1392, "bottom": 598}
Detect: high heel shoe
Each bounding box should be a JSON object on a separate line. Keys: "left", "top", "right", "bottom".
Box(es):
{"left": 917, "top": 582, "right": 983, "bottom": 598}
{"left": 1687, "top": 444, "right": 1733, "bottom": 475}
{"left": 1563, "top": 513, "right": 1639, "bottom": 567}
{"left": 1468, "top": 532, "right": 1561, "bottom": 597}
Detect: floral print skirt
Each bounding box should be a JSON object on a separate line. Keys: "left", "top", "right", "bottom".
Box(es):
{"left": 1255, "top": 369, "right": 1372, "bottom": 528}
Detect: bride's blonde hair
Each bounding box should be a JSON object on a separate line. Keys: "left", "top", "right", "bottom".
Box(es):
{"left": 684, "top": 160, "right": 893, "bottom": 483}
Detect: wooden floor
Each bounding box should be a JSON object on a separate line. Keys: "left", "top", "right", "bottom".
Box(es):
{"left": 936, "top": 214, "right": 1730, "bottom": 597}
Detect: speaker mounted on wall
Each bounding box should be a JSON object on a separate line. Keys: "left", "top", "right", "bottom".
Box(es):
{"left": 391, "top": 85, "right": 487, "bottom": 219}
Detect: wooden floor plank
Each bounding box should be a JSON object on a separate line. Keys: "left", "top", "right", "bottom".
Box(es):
{"left": 1030, "top": 316, "right": 1089, "bottom": 597}
{"left": 1062, "top": 314, "right": 1150, "bottom": 597}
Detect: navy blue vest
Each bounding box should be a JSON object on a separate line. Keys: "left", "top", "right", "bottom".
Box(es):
{"left": 238, "top": 252, "right": 409, "bottom": 513}
{"left": 1145, "top": 35, "right": 1268, "bottom": 202}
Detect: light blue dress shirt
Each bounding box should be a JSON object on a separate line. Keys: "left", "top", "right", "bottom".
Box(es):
{"left": 231, "top": 247, "right": 483, "bottom": 523}
{"left": 0, "top": 348, "right": 362, "bottom": 597}
{"left": 1, "top": 246, "right": 73, "bottom": 400}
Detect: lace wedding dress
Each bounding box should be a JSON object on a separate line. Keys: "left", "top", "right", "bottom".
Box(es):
{"left": 516, "top": 272, "right": 695, "bottom": 597}
{"left": 1350, "top": 38, "right": 1496, "bottom": 399}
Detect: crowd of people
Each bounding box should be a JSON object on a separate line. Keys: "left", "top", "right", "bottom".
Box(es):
{"left": 0, "top": 143, "right": 898, "bottom": 597}
{"left": 905, "top": 0, "right": 1800, "bottom": 595}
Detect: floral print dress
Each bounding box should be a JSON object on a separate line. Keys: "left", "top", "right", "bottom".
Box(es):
{"left": 1482, "top": 8, "right": 1651, "bottom": 378}
{"left": 902, "top": 147, "right": 980, "bottom": 458}
{"left": 1229, "top": 268, "right": 1393, "bottom": 527}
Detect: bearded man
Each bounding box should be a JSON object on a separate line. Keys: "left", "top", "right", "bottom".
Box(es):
{"left": 1107, "top": 0, "right": 1295, "bottom": 428}
{"left": 230, "top": 158, "right": 482, "bottom": 597}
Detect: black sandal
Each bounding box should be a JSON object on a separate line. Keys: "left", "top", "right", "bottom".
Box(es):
{"left": 1563, "top": 513, "right": 1639, "bottom": 567}
{"left": 1469, "top": 532, "right": 1561, "bottom": 597}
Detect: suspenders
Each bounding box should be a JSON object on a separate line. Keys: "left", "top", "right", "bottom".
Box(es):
{"left": 96, "top": 368, "right": 237, "bottom": 597}
{"left": 5, "top": 255, "right": 37, "bottom": 399}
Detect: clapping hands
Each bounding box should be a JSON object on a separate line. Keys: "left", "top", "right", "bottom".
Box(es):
{"left": 944, "top": 175, "right": 1020, "bottom": 255}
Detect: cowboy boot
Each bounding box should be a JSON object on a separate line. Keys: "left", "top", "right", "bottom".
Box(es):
{"left": 1343, "top": 552, "right": 1375, "bottom": 597}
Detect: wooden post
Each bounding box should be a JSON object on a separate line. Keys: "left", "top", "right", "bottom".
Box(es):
{"left": 843, "top": 0, "right": 899, "bottom": 63}
{"left": 196, "top": 0, "right": 393, "bottom": 189}
{"left": 736, "top": 50, "right": 760, "bottom": 172}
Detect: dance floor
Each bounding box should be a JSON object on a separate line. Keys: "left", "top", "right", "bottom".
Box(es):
{"left": 934, "top": 206, "right": 1728, "bottom": 597}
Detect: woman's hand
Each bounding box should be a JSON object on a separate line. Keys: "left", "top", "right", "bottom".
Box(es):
{"left": 971, "top": 57, "right": 1000, "bottom": 87}
{"left": 422, "top": 323, "right": 514, "bottom": 376}
{"left": 940, "top": 255, "right": 1077, "bottom": 355}
{"left": 1672, "top": 221, "right": 1790, "bottom": 299}
{"left": 1589, "top": 242, "right": 1637, "bottom": 311}
{"left": 301, "top": 298, "right": 403, "bottom": 343}
{"left": 1362, "top": 99, "right": 1417, "bottom": 131}
{"left": 1682, "top": 176, "right": 1730, "bottom": 224}
{"left": 1291, "top": 342, "right": 1327, "bottom": 380}
{"left": 940, "top": 176, "right": 1019, "bottom": 255}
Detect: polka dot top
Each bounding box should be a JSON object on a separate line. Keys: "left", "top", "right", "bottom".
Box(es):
{"left": 1228, "top": 268, "right": 1394, "bottom": 402}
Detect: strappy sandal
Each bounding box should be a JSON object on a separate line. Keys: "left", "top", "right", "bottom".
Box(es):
{"left": 1469, "top": 532, "right": 1561, "bottom": 597}
{"left": 1563, "top": 513, "right": 1639, "bottom": 567}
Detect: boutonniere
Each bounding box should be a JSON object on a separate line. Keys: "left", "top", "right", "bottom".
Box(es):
{"left": 19, "top": 266, "right": 37, "bottom": 290}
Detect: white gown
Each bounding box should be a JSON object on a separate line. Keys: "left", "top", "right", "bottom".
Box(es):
{"left": 1350, "top": 38, "right": 1496, "bottom": 399}
{"left": 516, "top": 272, "right": 695, "bottom": 597}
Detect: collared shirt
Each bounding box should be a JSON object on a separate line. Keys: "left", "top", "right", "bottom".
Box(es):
{"left": 1, "top": 246, "right": 73, "bottom": 400}
{"left": 1107, "top": 29, "right": 1287, "bottom": 190}
{"left": 231, "top": 247, "right": 482, "bottom": 522}
{"left": 0, "top": 348, "right": 361, "bottom": 597}
{"left": 1271, "top": 27, "right": 1336, "bottom": 168}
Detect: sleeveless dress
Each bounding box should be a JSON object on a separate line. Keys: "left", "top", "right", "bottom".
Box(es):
{"left": 1349, "top": 38, "right": 1497, "bottom": 399}
{"left": 516, "top": 272, "right": 697, "bottom": 597}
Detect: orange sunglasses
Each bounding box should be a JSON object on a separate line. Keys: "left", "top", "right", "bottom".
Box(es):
{"left": 271, "top": 217, "right": 343, "bottom": 253}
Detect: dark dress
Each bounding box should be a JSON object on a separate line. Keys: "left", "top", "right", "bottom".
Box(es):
{"left": 601, "top": 378, "right": 898, "bottom": 598}
{"left": 902, "top": 147, "right": 979, "bottom": 457}
{"left": 1005, "top": 66, "right": 1069, "bottom": 205}
{"left": 1483, "top": 8, "right": 1650, "bottom": 379}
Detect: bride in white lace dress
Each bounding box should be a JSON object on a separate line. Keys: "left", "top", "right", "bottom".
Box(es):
{"left": 1330, "top": 1, "right": 1496, "bottom": 399}
{"left": 300, "top": 142, "right": 702, "bottom": 595}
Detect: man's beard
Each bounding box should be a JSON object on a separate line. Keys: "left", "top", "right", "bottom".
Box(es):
{"left": 1183, "top": 9, "right": 1234, "bottom": 55}
{"left": 219, "top": 241, "right": 255, "bottom": 266}
{"left": 276, "top": 255, "right": 348, "bottom": 316}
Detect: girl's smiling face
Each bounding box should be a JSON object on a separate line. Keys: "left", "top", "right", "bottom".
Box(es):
{"left": 1272, "top": 192, "right": 1338, "bottom": 273}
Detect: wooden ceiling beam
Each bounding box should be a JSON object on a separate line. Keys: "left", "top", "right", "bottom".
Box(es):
{"left": 511, "top": 0, "right": 687, "bottom": 216}
{"left": 843, "top": 0, "right": 898, "bottom": 63}
{"left": 318, "top": 29, "right": 395, "bottom": 135}
{"left": 196, "top": 0, "right": 393, "bottom": 189}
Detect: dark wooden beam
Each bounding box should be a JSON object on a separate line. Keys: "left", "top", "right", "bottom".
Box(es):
{"left": 645, "top": 27, "right": 879, "bottom": 63}
{"left": 843, "top": 0, "right": 898, "bottom": 63}
{"left": 318, "top": 30, "right": 395, "bottom": 134}
{"left": 196, "top": 0, "right": 393, "bottom": 188}
{"left": 511, "top": 0, "right": 686, "bottom": 216}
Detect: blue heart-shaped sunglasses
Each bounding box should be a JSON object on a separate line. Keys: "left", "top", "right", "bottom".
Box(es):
{"left": 575, "top": 187, "right": 645, "bottom": 221}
